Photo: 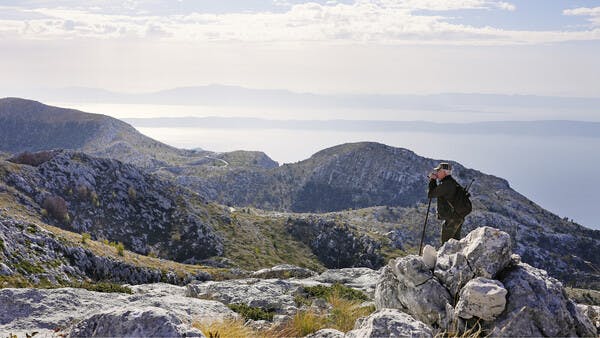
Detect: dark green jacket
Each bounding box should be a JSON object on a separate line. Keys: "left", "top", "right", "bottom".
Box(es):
{"left": 428, "top": 175, "right": 458, "bottom": 220}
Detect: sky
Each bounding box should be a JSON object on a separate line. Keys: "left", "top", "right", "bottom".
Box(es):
{"left": 1, "top": 0, "right": 600, "bottom": 97}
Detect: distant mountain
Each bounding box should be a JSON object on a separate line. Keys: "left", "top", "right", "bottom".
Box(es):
{"left": 11, "top": 85, "right": 600, "bottom": 112}
{"left": 124, "top": 117, "right": 600, "bottom": 138}
{"left": 0, "top": 98, "right": 278, "bottom": 169}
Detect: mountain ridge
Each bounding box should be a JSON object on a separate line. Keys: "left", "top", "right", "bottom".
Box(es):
{"left": 9, "top": 86, "right": 600, "bottom": 112}
{"left": 0, "top": 98, "right": 278, "bottom": 169}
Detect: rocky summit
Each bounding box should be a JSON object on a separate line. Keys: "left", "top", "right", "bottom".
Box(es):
{"left": 375, "top": 226, "right": 597, "bottom": 337}
{"left": 0, "top": 227, "right": 598, "bottom": 337}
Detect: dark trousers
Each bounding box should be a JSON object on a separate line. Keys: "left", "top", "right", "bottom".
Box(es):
{"left": 441, "top": 217, "right": 464, "bottom": 245}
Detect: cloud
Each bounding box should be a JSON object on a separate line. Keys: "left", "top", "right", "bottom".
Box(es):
{"left": 563, "top": 7, "right": 600, "bottom": 27}
{"left": 1, "top": 1, "right": 599, "bottom": 45}
{"left": 365, "top": 0, "right": 516, "bottom": 11}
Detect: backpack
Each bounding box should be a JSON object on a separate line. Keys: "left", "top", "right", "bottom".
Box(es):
{"left": 449, "top": 181, "right": 472, "bottom": 218}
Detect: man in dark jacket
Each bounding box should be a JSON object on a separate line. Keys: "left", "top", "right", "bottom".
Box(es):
{"left": 428, "top": 162, "right": 464, "bottom": 244}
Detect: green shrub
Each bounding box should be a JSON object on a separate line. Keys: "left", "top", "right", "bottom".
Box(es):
{"left": 15, "top": 260, "right": 44, "bottom": 274}
{"left": 227, "top": 303, "right": 275, "bottom": 321}
{"left": 304, "top": 283, "right": 368, "bottom": 301}
{"left": 81, "top": 233, "right": 91, "bottom": 244}
{"left": 109, "top": 241, "right": 125, "bottom": 256}
{"left": 79, "top": 281, "right": 132, "bottom": 294}
{"left": 128, "top": 187, "right": 137, "bottom": 200}
{"left": 116, "top": 242, "right": 124, "bottom": 256}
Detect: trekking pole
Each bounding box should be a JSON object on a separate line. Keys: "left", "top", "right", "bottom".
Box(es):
{"left": 466, "top": 178, "right": 475, "bottom": 192}
{"left": 419, "top": 198, "right": 432, "bottom": 256}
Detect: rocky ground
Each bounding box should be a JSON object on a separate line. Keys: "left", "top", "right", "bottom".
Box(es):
{"left": 1, "top": 227, "right": 598, "bottom": 337}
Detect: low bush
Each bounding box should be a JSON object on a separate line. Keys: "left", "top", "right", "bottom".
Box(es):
{"left": 78, "top": 281, "right": 133, "bottom": 294}
{"left": 227, "top": 303, "right": 275, "bottom": 321}
{"left": 304, "top": 283, "right": 368, "bottom": 302}
{"left": 81, "top": 233, "right": 91, "bottom": 244}
{"left": 42, "top": 195, "right": 69, "bottom": 223}
{"left": 8, "top": 150, "right": 57, "bottom": 166}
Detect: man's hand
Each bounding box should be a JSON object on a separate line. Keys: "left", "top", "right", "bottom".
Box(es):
{"left": 428, "top": 172, "right": 437, "bottom": 180}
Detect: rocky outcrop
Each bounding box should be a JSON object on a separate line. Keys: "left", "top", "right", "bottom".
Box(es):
{"left": 375, "top": 256, "right": 452, "bottom": 328}
{"left": 1, "top": 150, "right": 225, "bottom": 263}
{"left": 455, "top": 277, "right": 507, "bottom": 321}
{"left": 252, "top": 264, "right": 317, "bottom": 279}
{"left": 0, "top": 284, "right": 235, "bottom": 336}
{"left": 489, "top": 263, "right": 596, "bottom": 337}
{"left": 374, "top": 226, "right": 596, "bottom": 337}
{"left": 578, "top": 304, "right": 600, "bottom": 332}
{"left": 310, "top": 267, "right": 380, "bottom": 297}
{"left": 185, "top": 268, "right": 380, "bottom": 317}
{"left": 434, "top": 226, "right": 512, "bottom": 295}
{"left": 346, "top": 309, "right": 433, "bottom": 338}
{"left": 0, "top": 211, "right": 208, "bottom": 285}
{"left": 306, "top": 328, "right": 345, "bottom": 338}
{"left": 286, "top": 216, "right": 384, "bottom": 269}
{"left": 68, "top": 307, "right": 205, "bottom": 337}
{"left": 186, "top": 278, "right": 304, "bottom": 315}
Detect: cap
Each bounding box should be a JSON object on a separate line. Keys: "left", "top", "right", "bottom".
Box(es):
{"left": 434, "top": 162, "right": 451, "bottom": 171}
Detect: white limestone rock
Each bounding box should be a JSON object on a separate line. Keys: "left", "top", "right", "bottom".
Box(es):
{"left": 486, "top": 263, "right": 596, "bottom": 337}
{"left": 346, "top": 308, "right": 433, "bottom": 338}
{"left": 0, "top": 285, "right": 235, "bottom": 335}
{"left": 422, "top": 245, "right": 437, "bottom": 270}
{"left": 68, "top": 306, "right": 204, "bottom": 337}
{"left": 374, "top": 256, "right": 452, "bottom": 328}
{"left": 455, "top": 277, "right": 507, "bottom": 321}
{"left": 306, "top": 328, "right": 345, "bottom": 338}
{"left": 434, "top": 227, "right": 512, "bottom": 295}
{"left": 252, "top": 264, "right": 317, "bottom": 279}
{"left": 186, "top": 278, "right": 303, "bottom": 314}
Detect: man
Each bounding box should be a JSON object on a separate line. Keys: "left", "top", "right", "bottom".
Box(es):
{"left": 428, "top": 162, "right": 464, "bottom": 244}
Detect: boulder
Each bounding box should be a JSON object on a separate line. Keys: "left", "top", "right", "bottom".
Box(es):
{"left": 68, "top": 306, "right": 204, "bottom": 337}
{"left": 346, "top": 308, "right": 433, "bottom": 338}
{"left": 0, "top": 285, "right": 235, "bottom": 335}
{"left": 374, "top": 265, "right": 405, "bottom": 311}
{"left": 186, "top": 278, "right": 302, "bottom": 314}
{"left": 0, "top": 263, "right": 13, "bottom": 276}
{"left": 576, "top": 304, "right": 600, "bottom": 333}
{"left": 310, "top": 267, "right": 380, "bottom": 297}
{"left": 455, "top": 277, "right": 507, "bottom": 321}
{"left": 306, "top": 328, "right": 345, "bottom": 338}
{"left": 421, "top": 245, "right": 437, "bottom": 270}
{"left": 435, "top": 227, "right": 512, "bottom": 295}
{"left": 487, "top": 263, "right": 596, "bottom": 337}
{"left": 375, "top": 257, "right": 452, "bottom": 328}
{"left": 252, "top": 264, "right": 317, "bottom": 279}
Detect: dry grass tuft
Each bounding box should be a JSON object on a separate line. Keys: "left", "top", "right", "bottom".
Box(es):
{"left": 327, "top": 294, "right": 375, "bottom": 332}
{"left": 193, "top": 318, "right": 257, "bottom": 338}
{"left": 435, "top": 319, "right": 483, "bottom": 338}
{"left": 275, "top": 310, "right": 329, "bottom": 337}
